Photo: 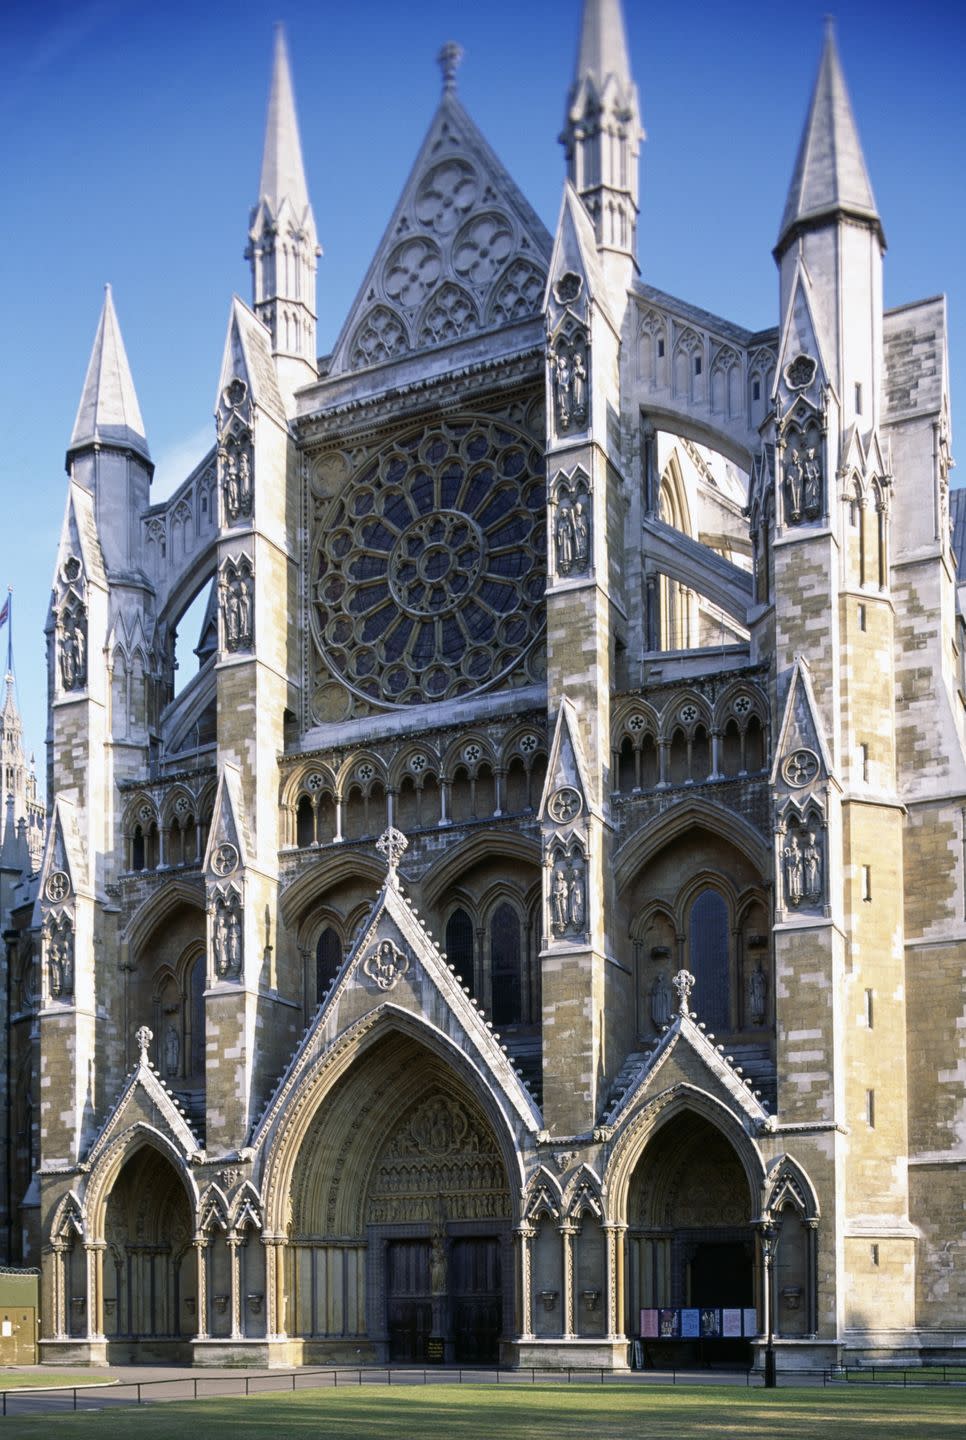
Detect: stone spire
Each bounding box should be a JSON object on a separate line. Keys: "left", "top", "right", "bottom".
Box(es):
{"left": 776, "top": 21, "right": 883, "bottom": 258}
{"left": 561, "top": 0, "right": 642, "bottom": 275}
{"left": 68, "top": 285, "right": 150, "bottom": 462}
{"left": 248, "top": 26, "right": 319, "bottom": 397}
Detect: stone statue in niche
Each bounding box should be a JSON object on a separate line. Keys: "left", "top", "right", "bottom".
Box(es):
{"left": 164, "top": 1023, "right": 180, "bottom": 1076}
{"left": 568, "top": 864, "right": 585, "bottom": 929}
{"left": 651, "top": 971, "right": 673, "bottom": 1029}
{"left": 803, "top": 829, "right": 823, "bottom": 902}
{"left": 47, "top": 918, "right": 74, "bottom": 999}
{"left": 802, "top": 448, "right": 822, "bottom": 516}
{"left": 784, "top": 434, "right": 823, "bottom": 524}
{"left": 213, "top": 896, "right": 243, "bottom": 980}
{"left": 552, "top": 335, "right": 589, "bottom": 432}
{"left": 748, "top": 964, "right": 767, "bottom": 1025}
{"left": 554, "top": 488, "right": 591, "bottom": 578}
{"left": 59, "top": 609, "right": 87, "bottom": 691}
{"left": 430, "top": 1228, "right": 447, "bottom": 1294}
{"left": 783, "top": 832, "right": 804, "bottom": 907}
{"left": 222, "top": 565, "right": 254, "bottom": 652}
{"left": 222, "top": 442, "right": 254, "bottom": 523}
{"left": 550, "top": 856, "right": 586, "bottom": 939}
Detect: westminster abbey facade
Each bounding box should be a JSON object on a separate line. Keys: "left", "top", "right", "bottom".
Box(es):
{"left": 2, "top": 0, "right": 964, "bottom": 1371}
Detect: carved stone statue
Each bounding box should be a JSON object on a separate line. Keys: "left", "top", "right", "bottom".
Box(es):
{"left": 60, "top": 611, "right": 87, "bottom": 691}
{"left": 571, "top": 346, "right": 587, "bottom": 421}
{"left": 556, "top": 504, "right": 575, "bottom": 575}
{"left": 237, "top": 450, "right": 253, "bottom": 515}
{"left": 651, "top": 971, "right": 673, "bottom": 1029}
{"left": 213, "top": 899, "right": 242, "bottom": 980}
{"left": 554, "top": 350, "right": 572, "bottom": 429}
{"left": 47, "top": 920, "right": 74, "bottom": 1000}
{"left": 222, "top": 567, "right": 254, "bottom": 653}
{"left": 430, "top": 1230, "right": 447, "bottom": 1294}
{"left": 164, "top": 1023, "right": 180, "bottom": 1076}
{"left": 785, "top": 448, "right": 803, "bottom": 522}
{"left": 784, "top": 833, "right": 804, "bottom": 907}
{"left": 572, "top": 497, "right": 590, "bottom": 568}
{"left": 223, "top": 452, "right": 239, "bottom": 518}
{"left": 802, "top": 446, "right": 822, "bottom": 517}
{"left": 568, "top": 864, "right": 585, "bottom": 930}
{"left": 551, "top": 865, "right": 569, "bottom": 932}
{"left": 804, "top": 829, "right": 823, "bottom": 901}
{"left": 749, "top": 965, "right": 767, "bottom": 1025}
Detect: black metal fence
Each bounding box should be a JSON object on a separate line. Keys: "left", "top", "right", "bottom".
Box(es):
{"left": 8, "top": 1360, "right": 965, "bottom": 1413}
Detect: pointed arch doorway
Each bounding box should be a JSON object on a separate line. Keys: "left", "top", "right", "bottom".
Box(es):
{"left": 627, "top": 1110, "right": 756, "bottom": 1365}
{"left": 286, "top": 1030, "right": 514, "bottom": 1364}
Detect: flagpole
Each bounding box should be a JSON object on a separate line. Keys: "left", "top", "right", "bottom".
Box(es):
{"left": 6, "top": 588, "right": 12, "bottom": 675}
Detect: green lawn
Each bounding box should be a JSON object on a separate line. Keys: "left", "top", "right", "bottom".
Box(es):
{"left": 1, "top": 1383, "right": 963, "bottom": 1439}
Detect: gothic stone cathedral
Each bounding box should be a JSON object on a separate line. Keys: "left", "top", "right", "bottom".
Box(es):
{"left": 3, "top": 0, "right": 964, "bottom": 1372}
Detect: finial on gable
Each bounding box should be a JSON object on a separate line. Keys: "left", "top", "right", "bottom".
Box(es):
{"left": 376, "top": 826, "right": 409, "bottom": 886}
{"left": 437, "top": 41, "right": 463, "bottom": 96}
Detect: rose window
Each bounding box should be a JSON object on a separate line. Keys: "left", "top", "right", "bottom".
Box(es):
{"left": 312, "top": 415, "right": 546, "bottom": 707}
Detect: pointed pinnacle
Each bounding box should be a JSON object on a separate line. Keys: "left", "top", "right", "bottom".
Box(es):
{"left": 574, "top": 0, "right": 632, "bottom": 95}
{"left": 259, "top": 25, "right": 310, "bottom": 215}
{"left": 777, "top": 23, "right": 883, "bottom": 254}
{"left": 69, "top": 284, "right": 150, "bottom": 460}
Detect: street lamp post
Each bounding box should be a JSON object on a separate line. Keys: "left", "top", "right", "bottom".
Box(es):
{"left": 759, "top": 1218, "right": 781, "bottom": 1388}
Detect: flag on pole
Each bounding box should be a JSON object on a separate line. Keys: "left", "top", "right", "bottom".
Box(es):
{"left": 0, "top": 597, "right": 8, "bottom": 628}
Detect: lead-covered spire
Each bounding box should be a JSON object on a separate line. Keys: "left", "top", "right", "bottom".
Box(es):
{"left": 68, "top": 285, "right": 149, "bottom": 462}
{"left": 561, "top": 0, "right": 642, "bottom": 271}
{"left": 247, "top": 26, "right": 319, "bottom": 395}
{"left": 776, "top": 21, "right": 883, "bottom": 257}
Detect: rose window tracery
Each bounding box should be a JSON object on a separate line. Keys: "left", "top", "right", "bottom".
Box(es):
{"left": 311, "top": 415, "right": 546, "bottom": 707}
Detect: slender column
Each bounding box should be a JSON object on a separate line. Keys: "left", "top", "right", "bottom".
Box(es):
{"left": 194, "top": 1238, "right": 209, "bottom": 1339}
{"left": 263, "top": 1234, "right": 287, "bottom": 1338}
{"left": 334, "top": 793, "right": 344, "bottom": 843}
{"left": 560, "top": 1223, "right": 577, "bottom": 1338}
{"left": 84, "top": 1241, "right": 106, "bottom": 1339}
{"left": 806, "top": 1218, "right": 819, "bottom": 1336}
{"left": 494, "top": 768, "right": 505, "bottom": 816}
{"left": 602, "top": 1223, "right": 626, "bottom": 1339}
{"left": 710, "top": 728, "right": 722, "bottom": 780}
{"left": 228, "top": 1235, "right": 243, "bottom": 1339}
{"left": 439, "top": 778, "right": 451, "bottom": 826}
{"left": 515, "top": 1225, "right": 535, "bottom": 1340}
{"left": 656, "top": 738, "right": 670, "bottom": 788}
{"left": 51, "top": 1240, "right": 67, "bottom": 1338}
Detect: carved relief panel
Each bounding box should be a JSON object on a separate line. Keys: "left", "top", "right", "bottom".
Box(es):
{"left": 220, "top": 557, "right": 254, "bottom": 654}
{"left": 552, "top": 469, "right": 592, "bottom": 580}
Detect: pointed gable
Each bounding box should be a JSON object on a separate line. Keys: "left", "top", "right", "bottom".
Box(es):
{"left": 604, "top": 1009, "right": 772, "bottom": 1134}
{"left": 545, "top": 183, "right": 610, "bottom": 323}
{"left": 329, "top": 92, "right": 552, "bottom": 375}
{"left": 539, "top": 698, "right": 595, "bottom": 822}
{"left": 774, "top": 258, "right": 831, "bottom": 404}
{"left": 771, "top": 657, "right": 834, "bottom": 788}
{"left": 69, "top": 285, "right": 150, "bottom": 461}
{"left": 203, "top": 763, "right": 251, "bottom": 874}
{"left": 777, "top": 23, "right": 883, "bottom": 255}
{"left": 84, "top": 1025, "right": 203, "bottom": 1172}
{"left": 37, "top": 797, "right": 84, "bottom": 903}
{"left": 252, "top": 835, "right": 541, "bottom": 1155}
{"left": 216, "top": 297, "right": 285, "bottom": 421}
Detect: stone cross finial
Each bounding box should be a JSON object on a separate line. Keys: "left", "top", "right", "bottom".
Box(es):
{"left": 437, "top": 41, "right": 463, "bottom": 95}
{"left": 672, "top": 969, "right": 695, "bottom": 1016}
{"left": 376, "top": 826, "right": 409, "bottom": 879}
{"left": 135, "top": 1025, "right": 153, "bottom": 1062}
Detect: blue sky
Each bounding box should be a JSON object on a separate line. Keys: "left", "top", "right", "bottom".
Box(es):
{"left": 2, "top": 0, "right": 964, "bottom": 775}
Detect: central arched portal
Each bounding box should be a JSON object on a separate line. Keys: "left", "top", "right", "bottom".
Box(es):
{"left": 286, "top": 1031, "right": 513, "bottom": 1364}
{"left": 626, "top": 1111, "right": 756, "bottom": 1364}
